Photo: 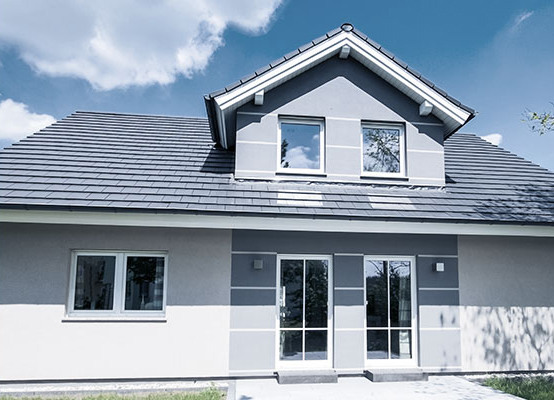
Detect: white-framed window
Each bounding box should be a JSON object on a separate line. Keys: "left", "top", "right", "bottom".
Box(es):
{"left": 364, "top": 256, "right": 417, "bottom": 366}
{"left": 277, "top": 117, "right": 325, "bottom": 174}
{"left": 67, "top": 251, "right": 167, "bottom": 317}
{"left": 361, "top": 123, "right": 406, "bottom": 177}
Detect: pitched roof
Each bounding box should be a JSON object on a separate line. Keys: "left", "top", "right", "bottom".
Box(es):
{"left": 1, "top": 111, "right": 553, "bottom": 225}
{"left": 205, "top": 23, "right": 475, "bottom": 148}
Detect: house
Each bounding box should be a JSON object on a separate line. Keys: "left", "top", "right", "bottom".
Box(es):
{"left": 1, "top": 23, "right": 553, "bottom": 383}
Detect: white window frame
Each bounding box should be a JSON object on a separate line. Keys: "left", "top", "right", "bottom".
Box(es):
{"left": 275, "top": 254, "right": 334, "bottom": 370}
{"left": 277, "top": 117, "right": 325, "bottom": 175}
{"left": 363, "top": 255, "right": 418, "bottom": 368}
{"left": 360, "top": 123, "right": 406, "bottom": 178}
{"left": 67, "top": 250, "right": 168, "bottom": 318}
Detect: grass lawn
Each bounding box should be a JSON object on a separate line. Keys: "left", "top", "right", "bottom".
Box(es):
{"left": 484, "top": 375, "right": 554, "bottom": 400}
{"left": 0, "top": 389, "right": 225, "bottom": 400}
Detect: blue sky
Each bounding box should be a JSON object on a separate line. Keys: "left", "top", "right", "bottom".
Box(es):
{"left": 0, "top": 0, "right": 553, "bottom": 170}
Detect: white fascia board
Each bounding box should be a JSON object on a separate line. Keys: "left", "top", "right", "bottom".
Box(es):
{"left": 345, "top": 35, "right": 470, "bottom": 125}
{"left": 214, "top": 101, "right": 228, "bottom": 149}
{"left": 214, "top": 31, "right": 470, "bottom": 127}
{"left": 216, "top": 33, "right": 346, "bottom": 110}
{"left": 1, "top": 209, "right": 554, "bottom": 238}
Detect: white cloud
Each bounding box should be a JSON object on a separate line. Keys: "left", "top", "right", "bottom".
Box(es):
{"left": 0, "top": 99, "right": 56, "bottom": 141}
{"left": 286, "top": 146, "right": 320, "bottom": 169}
{"left": 0, "top": 0, "right": 282, "bottom": 90}
{"left": 481, "top": 133, "right": 503, "bottom": 146}
{"left": 511, "top": 10, "right": 534, "bottom": 31}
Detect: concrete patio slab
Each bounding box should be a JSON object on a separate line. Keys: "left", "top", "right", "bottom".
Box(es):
{"left": 233, "top": 376, "right": 521, "bottom": 400}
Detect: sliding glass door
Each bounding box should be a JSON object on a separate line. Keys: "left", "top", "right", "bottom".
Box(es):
{"left": 277, "top": 255, "right": 332, "bottom": 368}
{"left": 364, "top": 256, "right": 416, "bottom": 365}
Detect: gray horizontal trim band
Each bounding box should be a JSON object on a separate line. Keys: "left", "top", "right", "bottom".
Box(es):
{"left": 229, "top": 328, "right": 275, "bottom": 332}
{"left": 419, "top": 287, "right": 459, "bottom": 291}
{"left": 232, "top": 251, "right": 278, "bottom": 255}
{"left": 231, "top": 286, "right": 275, "bottom": 290}
{"left": 334, "top": 253, "right": 364, "bottom": 257}
{"left": 419, "top": 327, "right": 461, "bottom": 331}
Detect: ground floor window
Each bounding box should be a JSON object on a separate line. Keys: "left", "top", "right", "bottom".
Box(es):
{"left": 68, "top": 251, "right": 167, "bottom": 317}
{"left": 364, "top": 256, "right": 415, "bottom": 362}
{"left": 277, "top": 255, "right": 332, "bottom": 366}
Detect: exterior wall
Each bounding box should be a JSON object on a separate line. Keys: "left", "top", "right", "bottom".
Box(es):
{"left": 229, "top": 230, "right": 460, "bottom": 374}
{"left": 0, "top": 223, "right": 232, "bottom": 381}
{"left": 235, "top": 57, "right": 446, "bottom": 186}
{"left": 459, "top": 236, "right": 554, "bottom": 372}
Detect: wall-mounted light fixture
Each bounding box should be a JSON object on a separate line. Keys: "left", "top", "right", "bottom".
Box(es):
{"left": 253, "top": 259, "right": 264, "bottom": 270}
{"left": 434, "top": 262, "right": 445, "bottom": 272}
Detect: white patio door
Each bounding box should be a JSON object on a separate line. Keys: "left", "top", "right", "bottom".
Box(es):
{"left": 276, "top": 255, "right": 333, "bottom": 369}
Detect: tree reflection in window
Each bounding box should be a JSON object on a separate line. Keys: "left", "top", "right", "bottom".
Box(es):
{"left": 363, "top": 127, "right": 401, "bottom": 173}
{"left": 125, "top": 256, "right": 165, "bottom": 311}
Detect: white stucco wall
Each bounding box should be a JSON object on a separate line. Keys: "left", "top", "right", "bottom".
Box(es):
{"left": 458, "top": 235, "right": 554, "bottom": 371}
{"left": 0, "top": 223, "right": 232, "bottom": 381}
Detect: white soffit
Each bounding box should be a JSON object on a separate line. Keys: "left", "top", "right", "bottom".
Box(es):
{"left": 213, "top": 30, "right": 471, "bottom": 146}
{"left": 1, "top": 210, "right": 553, "bottom": 238}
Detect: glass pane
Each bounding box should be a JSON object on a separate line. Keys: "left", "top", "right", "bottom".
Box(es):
{"left": 305, "top": 330, "right": 327, "bottom": 360}
{"left": 125, "top": 256, "right": 165, "bottom": 311}
{"left": 367, "top": 330, "right": 388, "bottom": 359}
{"left": 305, "top": 260, "right": 328, "bottom": 328}
{"left": 391, "top": 330, "right": 412, "bottom": 359}
{"left": 365, "top": 260, "right": 388, "bottom": 328}
{"left": 280, "top": 122, "right": 321, "bottom": 170}
{"left": 362, "top": 127, "right": 401, "bottom": 173}
{"left": 390, "top": 261, "right": 411, "bottom": 327}
{"left": 74, "top": 255, "right": 116, "bottom": 310}
{"left": 280, "top": 259, "right": 304, "bottom": 328}
{"left": 280, "top": 330, "right": 302, "bottom": 360}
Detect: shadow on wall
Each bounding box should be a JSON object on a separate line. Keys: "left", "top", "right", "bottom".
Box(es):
{"left": 462, "top": 306, "right": 554, "bottom": 370}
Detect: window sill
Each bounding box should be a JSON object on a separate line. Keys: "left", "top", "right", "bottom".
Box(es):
{"left": 62, "top": 316, "right": 167, "bottom": 323}
{"left": 276, "top": 171, "right": 327, "bottom": 177}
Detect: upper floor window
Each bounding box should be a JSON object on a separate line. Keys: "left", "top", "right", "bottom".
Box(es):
{"left": 278, "top": 118, "right": 324, "bottom": 174}
{"left": 68, "top": 251, "right": 167, "bottom": 317}
{"left": 362, "top": 123, "right": 405, "bottom": 177}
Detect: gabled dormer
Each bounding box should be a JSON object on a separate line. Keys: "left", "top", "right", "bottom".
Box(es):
{"left": 205, "top": 23, "right": 475, "bottom": 187}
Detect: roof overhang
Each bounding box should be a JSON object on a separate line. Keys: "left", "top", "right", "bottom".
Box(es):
{"left": 206, "top": 29, "right": 474, "bottom": 149}
{"left": 2, "top": 209, "right": 554, "bottom": 238}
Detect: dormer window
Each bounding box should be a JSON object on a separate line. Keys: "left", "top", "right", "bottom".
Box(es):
{"left": 362, "top": 123, "right": 405, "bottom": 177}
{"left": 278, "top": 118, "right": 325, "bottom": 174}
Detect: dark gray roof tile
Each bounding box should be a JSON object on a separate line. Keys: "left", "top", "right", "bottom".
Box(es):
{"left": 1, "top": 112, "right": 552, "bottom": 225}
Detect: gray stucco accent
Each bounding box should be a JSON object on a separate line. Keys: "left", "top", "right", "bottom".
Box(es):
{"left": 416, "top": 257, "right": 459, "bottom": 288}
{"left": 335, "top": 289, "right": 365, "bottom": 306}
{"left": 230, "top": 288, "right": 276, "bottom": 306}
{"left": 334, "top": 255, "right": 364, "bottom": 287}
{"left": 418, "top": 289, "right": 460, "bottom": 306}
{"left": 231, "top": 229, "right": 461, "bottom": 372}
{"left": 233, "top": 230, "right": 457, "bottom": 255}
{"left": 234, "top": 57, "right": 445, "bottom": 186}
{"left": 231, "top": 254, "right": 277, "bottom": 287}
{"left": 229, "top": 330, "right": 276, "bottom": 371}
